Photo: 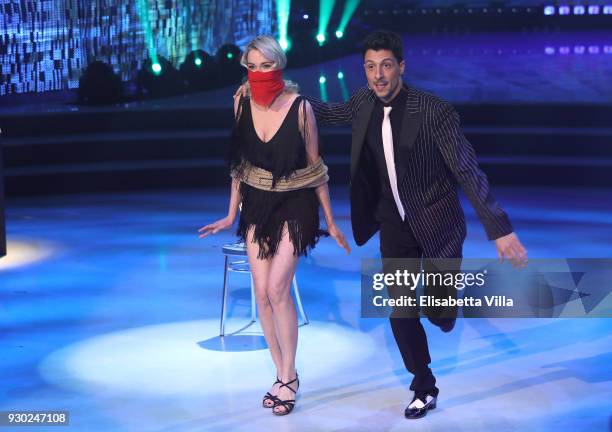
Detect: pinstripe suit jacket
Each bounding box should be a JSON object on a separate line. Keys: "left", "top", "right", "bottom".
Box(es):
{"left": 306, "top": 85, "right": 513, "bottom": 258}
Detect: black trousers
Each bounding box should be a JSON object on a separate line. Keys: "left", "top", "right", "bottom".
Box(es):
{"left": 379, "top": 215, "right": 461, "bottom": 397}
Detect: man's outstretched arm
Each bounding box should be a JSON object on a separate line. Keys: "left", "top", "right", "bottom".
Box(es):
{"left": 303, "top": 86, "right": 371, "bottom": 126}
{"left": 432, "top": 104, "right": 528, "bottom": 266}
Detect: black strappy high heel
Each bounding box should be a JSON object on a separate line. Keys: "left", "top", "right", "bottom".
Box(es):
{"left": 262, "top": 377, "right": 281, "bottom": 408}
{"left": 273, "top": 373, "right": 299, "bottom": 416}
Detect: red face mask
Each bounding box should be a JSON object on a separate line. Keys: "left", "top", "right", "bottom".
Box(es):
{"left": 248, "top": 69, "right": 285, "bottom": 107}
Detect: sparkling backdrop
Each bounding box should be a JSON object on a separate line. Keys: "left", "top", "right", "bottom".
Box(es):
{"left": 0, "top": 0, "right": 274, "bottom": 95}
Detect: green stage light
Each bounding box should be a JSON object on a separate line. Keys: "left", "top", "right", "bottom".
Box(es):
{"left": 337, "top": 0, "right": 361, "bottom": 37}
{"left": 226, "top": 52, "right": 234, "bottom": 59}
{"left": 152, "top": 63, "right": 162, "bottom": 74}
{"left": 337, "top": 70, "right": 349, "bottom": 101}
{"left": 276, "top": 0, "right": 291, "bottom": 53}
{"left": 136, "top": 0, "right": 160, "bottom": 74}
{"left": 319, "top": 74, "right": 328, "bottom": 102}
{"left": 194, "top": 57, "right": 202, "bottom": 67}
{"left": 335, "top": 30, "right": 344, "bottom": 38}
{"left": 279, "top": 37, "right": 291, "bottom": 51}
{"left": 317, "top": 0, "right": 336, "bottom": 46}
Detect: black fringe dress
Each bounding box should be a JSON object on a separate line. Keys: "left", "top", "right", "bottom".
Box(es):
{"left": 228, "top": 95, "right": 328, "bottom": 259}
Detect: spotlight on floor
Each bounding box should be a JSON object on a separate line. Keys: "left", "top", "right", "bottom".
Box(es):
{"left": 0, "top": 240, "right": 54, "bottom": 271}
{"left": 136, "top": 56, "right": 184, "bottom": 98}
{"left": 179, "top": 50, "right": 218, "bottom": 91}
{"left": 215, "top": 44, "right": 244, "bottom": 86}
{"left": 77, "top": 61, "right": 124, "bottom": 105}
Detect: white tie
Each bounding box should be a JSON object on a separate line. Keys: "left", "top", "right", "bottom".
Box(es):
{"left": 382, "top": 106, "right": 406, "bottom": 220}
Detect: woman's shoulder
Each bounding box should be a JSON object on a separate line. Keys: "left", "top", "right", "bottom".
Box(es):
{"left": 285, "top": 92, "right": 311, "bottom": 109}
{"left": 233, "top": 93, "right": 248, "bottom": 119}
{"left": 282, "top": 90, "right": 301, "bottom": 103}
{"left": 274, "top": 92, "right": 302, "bottom": 113}
{"left": 292, "top": 93, "right": 314, "bottom": 115}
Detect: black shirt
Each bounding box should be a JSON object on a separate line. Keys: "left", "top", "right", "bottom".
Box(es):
{"left": 364, "top": 85, "right": 409, "bottom": 224}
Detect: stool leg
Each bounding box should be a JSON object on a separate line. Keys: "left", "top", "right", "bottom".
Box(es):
{"left": 220, "top": 255, "right": 229, "bottom": 336}
{"left": 250, "top": 273, "right": 257, "bottom": 323}
{"left": 293, "top": 275, "right": 309, "bottom": 325}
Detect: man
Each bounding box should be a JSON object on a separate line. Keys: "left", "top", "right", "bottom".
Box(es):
{"left": 304, "top": 30, "right": 528, "bottom": 419}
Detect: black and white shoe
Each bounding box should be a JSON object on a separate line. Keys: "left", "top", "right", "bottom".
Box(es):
{"left": 404, "top": 391, "right": 437, "bottom": 419}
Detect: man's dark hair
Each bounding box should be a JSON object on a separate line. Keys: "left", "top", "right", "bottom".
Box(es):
{"left": 362, "top": 30, "right": 404, "bottom": 63}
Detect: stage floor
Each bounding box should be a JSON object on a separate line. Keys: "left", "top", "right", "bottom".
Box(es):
{"left": 1, "top": 186, "right": 611, "bottom": 431}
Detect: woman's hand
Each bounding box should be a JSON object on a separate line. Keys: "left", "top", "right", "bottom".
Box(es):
{"left": 233, "top": 84, "right": 248, "bottom": 99}
{"left": 198, "top": 216, "right": 234, "bottom": 239}
{"left": 328, "top": 222, "right": 351, "bottom": 254}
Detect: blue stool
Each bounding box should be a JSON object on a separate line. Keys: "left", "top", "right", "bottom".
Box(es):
{"left": 220, "top": 242, "right": 310, "bottom": 336}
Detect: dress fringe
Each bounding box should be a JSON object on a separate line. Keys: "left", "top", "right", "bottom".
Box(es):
{"left": 236, "top": 183, "right": 329, "bottom": 259}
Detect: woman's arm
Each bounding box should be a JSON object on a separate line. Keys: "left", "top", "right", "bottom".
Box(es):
{"left": 226, "top": 177, "right": 241, "bottom": 222}
{"left": 198, "top": 177, "right": 239, "bottom": 238}
{"left": 299, "top": 99, "right": 351, "bottom": 253}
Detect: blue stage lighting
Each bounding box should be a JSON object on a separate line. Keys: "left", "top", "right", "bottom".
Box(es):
{"left": 573, "top": 6, "right": 585, "bottom": 15}
{"left": 558, "top": 6, "right": 570, "bottom": 15}
{"left": 604, "top": 5, "right": 612, "bottom": 14}
{"left": 588, "top": 5, "right": 600, "bottom": 14}
{"left": 543, "top": 6, "right": 555, "bottom": 15}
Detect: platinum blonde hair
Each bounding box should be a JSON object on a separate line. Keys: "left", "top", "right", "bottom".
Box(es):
{"left": 240, "top": 35, "right": 299, "bottom": 94}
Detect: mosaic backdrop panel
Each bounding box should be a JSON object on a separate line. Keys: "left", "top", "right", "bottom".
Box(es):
{"left": 0, "top": 0, "right": 274, "bottom": 95}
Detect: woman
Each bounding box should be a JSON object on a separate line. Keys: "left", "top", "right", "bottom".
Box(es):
{"left": 198, "top": 35, "right": 350, "bottom": 416}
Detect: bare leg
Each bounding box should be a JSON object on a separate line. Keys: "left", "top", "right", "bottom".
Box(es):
{"left": 267, "top": 224, "right": 300, "bottom": 414}
{"left": 245, "top": 226, "right": 282, "bottom": 405}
